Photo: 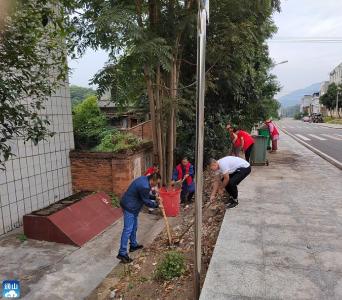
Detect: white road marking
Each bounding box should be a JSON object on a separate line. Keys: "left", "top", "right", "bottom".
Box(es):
{"left": 336, "top": 134, "right": 342, "bottom": 138}
{"left": 321, "top": 134, "right": 342, "bottom": 141}
{"left": 295, "top": 134, "right": 311, "bottom": 141}
{"left": 308, "top": 134, "right": 327, "bottom": 141}
{"left": 284, "top": 130, "right": 342, "bottom": 170}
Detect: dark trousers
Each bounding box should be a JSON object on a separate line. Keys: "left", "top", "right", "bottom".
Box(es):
{"left": 225, "top": 166, "right": 251, "bottom": 199}
{"left": 181, "top": 183, "right": 195, "bottom": 203}
{"left": 245, "top": 144, "right": 254, "bottom": 162}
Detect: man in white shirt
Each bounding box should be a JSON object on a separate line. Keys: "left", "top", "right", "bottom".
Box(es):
{"left": 209, "top": 156, "right": 251, "bottom": 208}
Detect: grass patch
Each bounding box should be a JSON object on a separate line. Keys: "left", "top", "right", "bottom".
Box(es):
{"left": 17, "top": 234, "right": 27, "bottom": 242}
{"left": 323, "top": 116, "right": 342, "bottom": 124}
{"left": 155, "top": 251, "right": 185, "bottom": 281}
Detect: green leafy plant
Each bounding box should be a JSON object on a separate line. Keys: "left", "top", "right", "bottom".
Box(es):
{"left": 320, "top": 83, "right": 342, "bottom": 117}
{"left": 72, "top": 96, "right": 108, "bottom": 149}
{"left": 17, "top": 234, "right": 27, "bottom": 243}
{"left": 0, "top": 0, "right": 74, "bottom": 167}
{"left": 108, "top": 193, "right": 120, "bottom": 208}
{"left": 155, "top": 251, "right": 185, "bottom": 281}
{"left": 94, "top": 130, "right": 142, "bottom": 153}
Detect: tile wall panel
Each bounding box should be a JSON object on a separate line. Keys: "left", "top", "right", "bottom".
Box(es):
{"left": 0, "top": 82, "right": 74, "bottom": 235}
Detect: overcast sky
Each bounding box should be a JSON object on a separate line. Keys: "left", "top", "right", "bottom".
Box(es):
{"left": 68, "top": 0, "right": 342, "bottom": 98}
{"left": 268, "top": 0, "right": 342, "bottom": 97}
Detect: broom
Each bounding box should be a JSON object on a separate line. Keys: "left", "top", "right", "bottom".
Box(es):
{"left": 156, "top": 193, "right": 173, "bottom": 246}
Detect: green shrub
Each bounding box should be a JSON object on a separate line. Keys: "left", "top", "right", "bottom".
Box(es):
{"left": 155, "top": 251, "right": 185, "bottom": 281}
{"left": 293, "top": 112, "right": 302, "bottom": 120}
{"left": 72, "top": 96, "right": 108, "bottom": 149}
{"left": 94, "top": 130, "right": 142, "bottom": 153}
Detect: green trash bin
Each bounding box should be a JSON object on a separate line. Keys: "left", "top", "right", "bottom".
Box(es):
{"left": 257, "top": 128, "right": 271, "bottom": 149}
{"left": 250, "top": 135, "right": 269, "bottom": 166}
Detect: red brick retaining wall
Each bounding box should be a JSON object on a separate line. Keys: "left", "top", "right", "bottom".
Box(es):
{"left": 70, "top": 143, "right": 153, "bottom": 196}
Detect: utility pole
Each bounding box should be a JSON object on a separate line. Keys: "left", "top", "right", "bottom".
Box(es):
{"left": 194, "top": 0, "right": 208, "bottom": 299}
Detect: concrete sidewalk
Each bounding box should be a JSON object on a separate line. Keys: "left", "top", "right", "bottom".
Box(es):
{"left": 200, "top": 133, "right": 342, "bottom": 299}
{"left": 0, "top": 212, "right": 165, "bottom": 300}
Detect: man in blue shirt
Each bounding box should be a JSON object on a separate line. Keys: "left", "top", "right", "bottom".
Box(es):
{"left": 117, "top": 173, "right": 161, "bottom": 263}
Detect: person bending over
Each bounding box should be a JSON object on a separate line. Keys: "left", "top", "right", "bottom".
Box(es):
{"left": 117, "top": 173, "right": 161, "bottom": 263}
{"left": 209, "top": 156, "right": 251, "bottom": 209}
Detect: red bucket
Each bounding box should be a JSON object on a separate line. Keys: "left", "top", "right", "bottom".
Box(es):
{"left": 159, "top": 188, "right": 181, "bottom": 217}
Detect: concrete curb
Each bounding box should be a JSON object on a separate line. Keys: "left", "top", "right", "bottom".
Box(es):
{"left": 279, "top": 127, "right": 342, "bottom": 171}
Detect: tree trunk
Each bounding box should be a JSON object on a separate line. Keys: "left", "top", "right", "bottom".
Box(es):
{"left": 143, "top": 3, "right": 189, "bottom": 184}
{"left": 144, "top": 65, "right": 158, "bottom": 163}
{"left": 166, "top": 59, "right": 175, "bottom": 181}
{"left": 155, "top": 65, "right": 166, "bottom": 182}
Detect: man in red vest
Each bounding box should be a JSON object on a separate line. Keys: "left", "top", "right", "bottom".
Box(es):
{"left": 171, "top": 157, "right": 195, "bottom": 203}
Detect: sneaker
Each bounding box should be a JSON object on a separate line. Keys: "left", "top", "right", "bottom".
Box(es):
{"left": 129, "top": 244, "right": 144, "bottom": 252}
{"left": 116, "top": 254, "right": 133, "bottom": 264}
{"left": 226, "top": 199, "right": 239, "bottom": 209}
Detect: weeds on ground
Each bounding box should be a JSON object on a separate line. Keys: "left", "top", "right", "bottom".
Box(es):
{"left": 128, "top": 283, "right": 134, "bottom": 290}
{"left": 154, "top": 251, "right": 185, "bottom": 281}
{"left": 108, "top": 193, "right": 120, "bottom": 207}
{"left": 17, "top": 234, "right": 27, "bottom": 242}
{"left": 137, "top": 276, "right": 149, "bottom": 283}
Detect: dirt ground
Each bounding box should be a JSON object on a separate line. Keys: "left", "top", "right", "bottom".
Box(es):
{"left": 87, "top": 173, "right": 227, "bottom": 300}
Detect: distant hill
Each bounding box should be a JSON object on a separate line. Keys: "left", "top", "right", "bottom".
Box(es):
{"left": 70, "top": 85, "right": 96, "bottom": 107}
{"left": 279, "top": 82, "right": 322, "bottom": 107}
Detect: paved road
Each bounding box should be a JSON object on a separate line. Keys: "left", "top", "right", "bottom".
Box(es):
{"left": 278, "top": 119, "right": 342, "bottom": 164}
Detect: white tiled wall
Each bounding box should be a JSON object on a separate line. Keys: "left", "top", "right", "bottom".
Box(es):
{"left": 0, "top": 82, "right": 74, "bottom": 235}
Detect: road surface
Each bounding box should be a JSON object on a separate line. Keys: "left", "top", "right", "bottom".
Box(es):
{"left": 278, "top": 119, "right": 342, "bottom": 164}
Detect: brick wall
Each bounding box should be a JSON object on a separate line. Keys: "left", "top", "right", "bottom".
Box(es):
{"left": 70, "top": 142, "right": 153, "bottom": 197}
{"left": 121, "top": 121, "right": 152, "bottom": 140}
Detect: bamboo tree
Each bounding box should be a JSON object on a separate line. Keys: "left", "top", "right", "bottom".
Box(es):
{"left": 71, "top": 0, "right": 197, "bottom": 184}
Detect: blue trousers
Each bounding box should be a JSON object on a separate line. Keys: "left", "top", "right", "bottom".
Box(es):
{"left": 181, "top": 182, "right": 195, "bottom": 202}
{"left": 119, "top": 210, "right": 138, "bottom": 256}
